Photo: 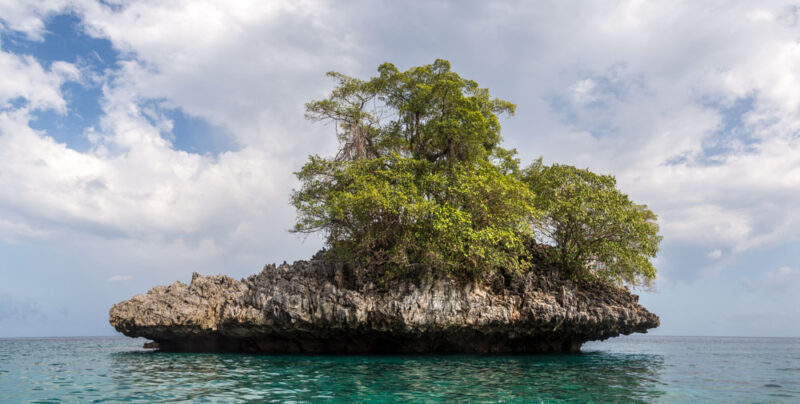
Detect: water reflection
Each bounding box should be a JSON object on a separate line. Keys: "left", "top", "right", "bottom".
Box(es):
{"left": 5, "top": 336, "right": 797, "bottom": 402}
{"left": 107, "top": 350, "right": 666, "bottom": 402}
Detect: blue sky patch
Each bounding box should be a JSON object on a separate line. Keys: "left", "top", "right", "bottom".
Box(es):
{"left": 699, "top": 95, "right": 758, "bottom": 164}
{"left": 1, "top": 13, "right": 118, "bottom": 70}
{"left": 28, "top": 81, "right": 104, "bottom": 151}
{"left": 3, "top": 12, "right": 238, "bottom": 156}
{"left": 167, "top": 109, "right": 241, "bottom": 156}
{"left": 2, "top": 13, "right": 117, "bottom": 152}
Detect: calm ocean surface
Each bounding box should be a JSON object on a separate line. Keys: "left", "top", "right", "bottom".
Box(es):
{"left": 0, "top": 335, "right": 797, "bottom": 403}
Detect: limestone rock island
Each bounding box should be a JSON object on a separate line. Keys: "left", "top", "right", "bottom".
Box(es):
{"left": 109, "top": 252, "right": 658, "bottom": 353}
{"left": 110, "top": 60, "right": 662, "bottom": 353}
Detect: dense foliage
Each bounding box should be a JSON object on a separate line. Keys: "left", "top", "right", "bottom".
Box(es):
{"left": 523, "top": 162, "right": 662, "bottom": 286}
{"left": 292, "top": 154, "right": 536, "bottom": 281}
{"left": 292, "top": 59, "right": 661, "bottom": 286}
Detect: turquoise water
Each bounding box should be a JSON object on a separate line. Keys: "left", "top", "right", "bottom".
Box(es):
{"left": 0, "top": 336, "right": 797, "bottom": 403}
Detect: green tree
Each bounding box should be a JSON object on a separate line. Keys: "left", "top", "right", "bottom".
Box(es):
{"left": 305, "top": 59, "right": 515, "bottom": 164}
{"left": 376, "top": 60, "right": 515, "bottom": 163}
{"left": 523, "top": 161, "right": 661, "bottom": 286}
{"left": 292, "top": 154, "right": 536, "bottom": 281}
{"left": 292, "top": 60, "right": 535, "bottom": 282}
{"left": 293, "top": 59, "right": 662, "bottom": 287}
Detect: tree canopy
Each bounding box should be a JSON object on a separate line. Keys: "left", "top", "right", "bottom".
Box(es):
{"left": 293, "top": 59, "right": 661, "bottom": 287}
{"left": 523, "top": 161, "right": 661, "bottom": 286}
{"left": 304, "top": 59, "right": 515, "bottom": 164}
{"left": 292, "top": 154, "right": 536, "bottom": 281}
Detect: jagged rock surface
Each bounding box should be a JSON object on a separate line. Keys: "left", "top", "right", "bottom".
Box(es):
{"left": 110, "top": 257, "right": 659, "bottom": 353}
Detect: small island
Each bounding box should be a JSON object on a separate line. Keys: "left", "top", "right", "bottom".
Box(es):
{"left": 110, "top": 60, "right": 661, "bottom": 353}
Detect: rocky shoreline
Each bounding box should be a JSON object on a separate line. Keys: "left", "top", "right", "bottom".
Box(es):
{"left": 109, "top": 255, "right": 659, "bottom": 354}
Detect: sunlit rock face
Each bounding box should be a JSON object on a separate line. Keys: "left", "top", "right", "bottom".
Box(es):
{"left": 109, "top": 253, "right": 659, "bottom": 354}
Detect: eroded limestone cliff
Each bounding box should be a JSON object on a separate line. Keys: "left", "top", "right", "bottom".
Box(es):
{"left": 109, "top": 254, "right": 659, "bottom": 353}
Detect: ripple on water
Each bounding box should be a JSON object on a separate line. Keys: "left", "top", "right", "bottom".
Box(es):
{"left": 0, "top": 336, "right": 798, "bottom": 403}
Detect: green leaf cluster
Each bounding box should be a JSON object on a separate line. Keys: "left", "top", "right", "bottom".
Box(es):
{"left": 293, "top": 59, "right": 661, "bottom": 286}
{"left": 304, "top": 59, "right": 514, "bottom": 164}
{"left": 522, "top": 161, "right": 662, "bottom": 286}
{"left": 292, "top": 153, "right": 536, "bottom": 282}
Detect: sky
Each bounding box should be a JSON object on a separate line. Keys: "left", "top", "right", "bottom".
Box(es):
{"left": 0, "top": 0, "right": 798, "bottom": 338}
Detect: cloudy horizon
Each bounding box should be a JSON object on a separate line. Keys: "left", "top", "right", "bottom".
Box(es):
{"left": 0, "top": 0, "right": 798, "bottom": 337}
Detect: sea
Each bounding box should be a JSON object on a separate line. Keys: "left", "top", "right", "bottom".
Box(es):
{"left": 0, "top": 335, "right": 797, "bottom": 403}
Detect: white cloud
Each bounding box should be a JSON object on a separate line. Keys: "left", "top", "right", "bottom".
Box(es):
{"left": 742, "top": 266, "right": 800, "bottom": 293}
{"left": 468, "top": 1, "right": 800, "bottom": 254}
{"left": 0, "top": 0, "right": 71, "bottom": 40}
{"left": 0, "top": 51, "right": 78, "bottom": 112}
{"left": 0, "top": 0, "right": 351, "bottom": 267}
{"left": 0, "top": 0, "right": 799, "bottom": 282}
{"left": 77, "top": 0, "right": 352, "bottom": 152}
{"left": 108, "top": 275, "right": 132, "bottom": 282}
{"left": 706, "top": 249, "right": 722, "bottom": 260}
{"left": 569, "top": 79, "right": 598, "bottom": 105}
